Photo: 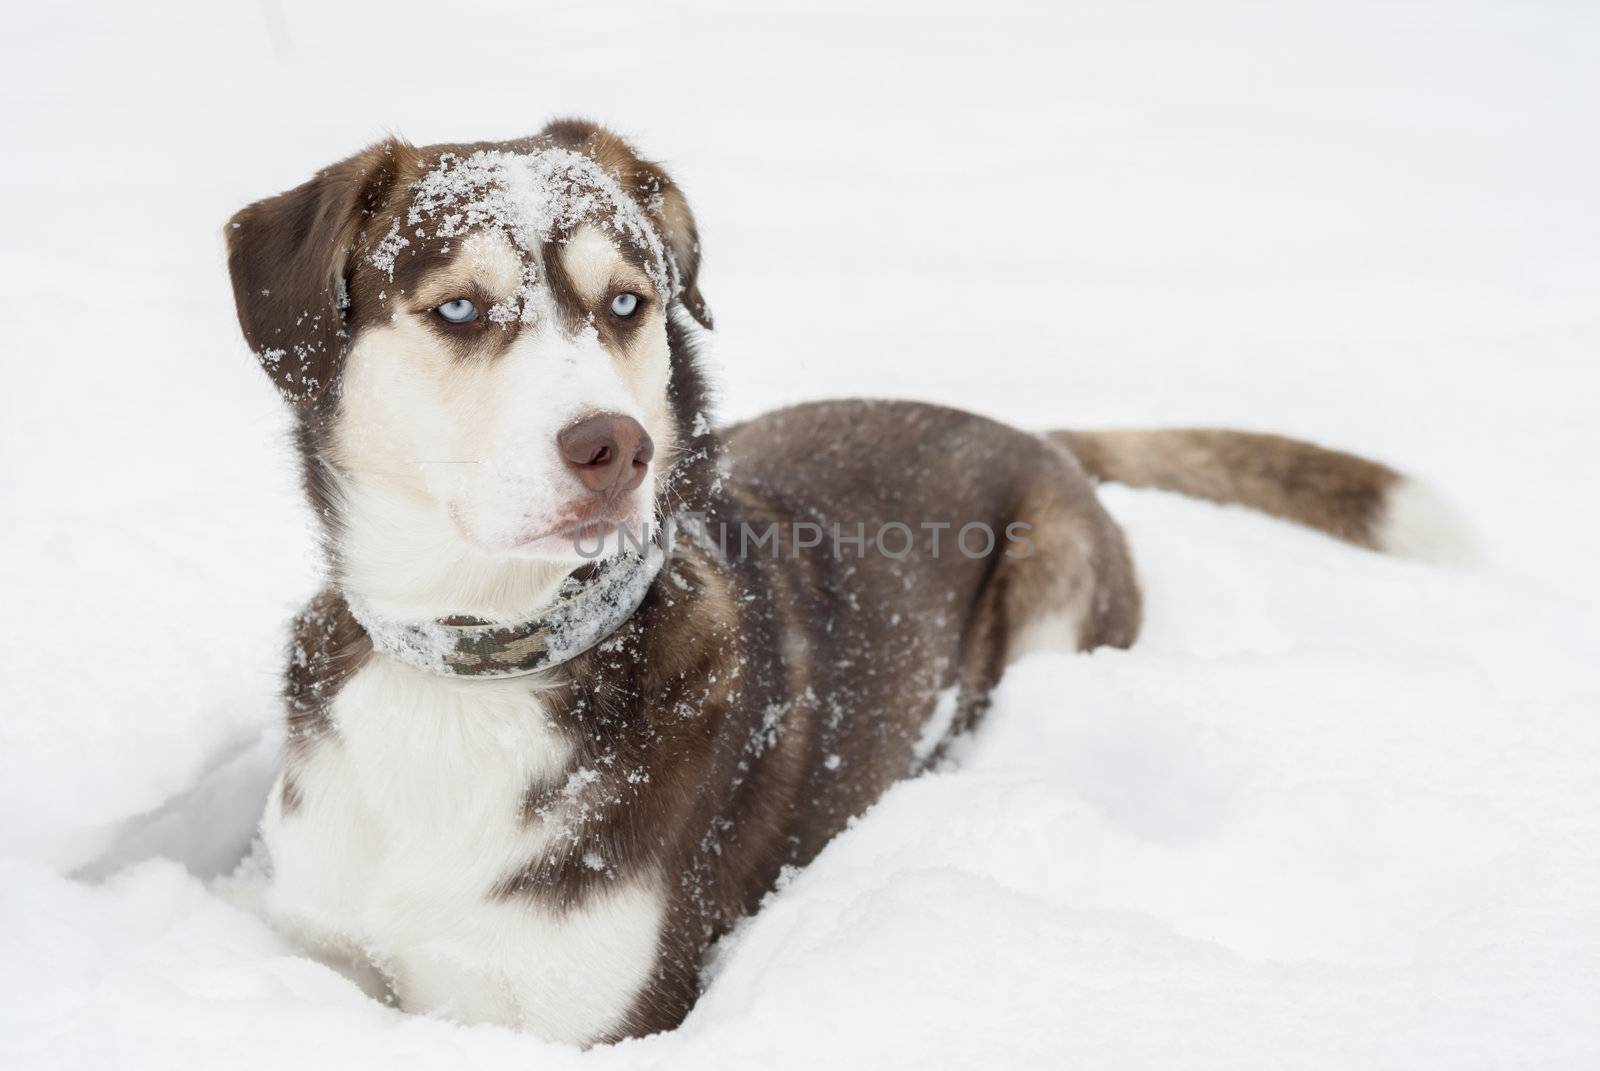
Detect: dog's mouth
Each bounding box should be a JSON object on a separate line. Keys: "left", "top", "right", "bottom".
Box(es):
{"left": 449, "top": 496, "right": 652, "bottom": 557}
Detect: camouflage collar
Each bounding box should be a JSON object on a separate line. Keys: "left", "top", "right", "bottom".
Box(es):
{"left": 348, "top": 548, "right": 666, "bottom": 680}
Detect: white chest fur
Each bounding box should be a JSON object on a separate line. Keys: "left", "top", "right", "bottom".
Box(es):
{"left": 261, "top": 657, "right": 664, "bottom": 1045}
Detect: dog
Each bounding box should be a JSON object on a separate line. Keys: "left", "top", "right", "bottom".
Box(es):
{"left": 225, "top": 119, "right": 1457, "bottom": 1044}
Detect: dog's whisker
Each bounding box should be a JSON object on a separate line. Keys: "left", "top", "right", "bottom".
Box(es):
{"left": 333, "top": 466, "right": 426, "bottom": 480}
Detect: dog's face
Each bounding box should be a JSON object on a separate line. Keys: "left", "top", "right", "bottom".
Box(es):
{"left": 225, "top": 122, "right": 713, "bottom": 603}
{"left": 333, "top": 145, "right": 689, "bottom": 563}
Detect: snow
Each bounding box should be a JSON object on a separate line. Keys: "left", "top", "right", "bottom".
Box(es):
{"left": 3, "top": 0, "right": 1599, "bottom": 1067}
{"left": 403, "top": 148, "right": 673, "bottom": 292}
{"left": 379, "top": 145, "right": 675, "bottom": 325}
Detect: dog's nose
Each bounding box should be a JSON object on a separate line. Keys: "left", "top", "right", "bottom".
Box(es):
{"left": 557, "top": 413, "right": 654, "bottom": 494}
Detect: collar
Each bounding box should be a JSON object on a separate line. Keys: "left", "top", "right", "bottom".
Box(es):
{"left": 347, "top": 547, "right": 666, "bottom": 680}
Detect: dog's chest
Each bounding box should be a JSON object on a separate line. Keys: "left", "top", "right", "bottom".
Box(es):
{"left": 262, "top": 659, "right": 664, "bottom": 1044}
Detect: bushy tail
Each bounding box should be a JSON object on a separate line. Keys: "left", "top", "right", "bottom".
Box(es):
{"left": 1049, "top": 428, "right": 1473, "bottom": 562}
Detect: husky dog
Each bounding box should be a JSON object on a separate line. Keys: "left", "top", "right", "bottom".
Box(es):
{"left": 226, "top": 119, "right": 1456, "bottom": 1044}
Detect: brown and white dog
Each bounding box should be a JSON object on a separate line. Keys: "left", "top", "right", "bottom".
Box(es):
{"left": 226, "top": 119, "right": 1461, "bottom": 1045}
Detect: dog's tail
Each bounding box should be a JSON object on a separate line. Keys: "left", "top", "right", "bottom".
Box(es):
{"left": 1048, "top": 428, "right": 1473, "bottom": 563}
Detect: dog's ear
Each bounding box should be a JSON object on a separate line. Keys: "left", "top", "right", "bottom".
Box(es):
{"left": 542, "top": 119, "right": 713, "bottom": 330}
{"left": 654, "top": 182, "right": 712, "bottom": 331}
{"left": 225, "top": 140, "right": 407, "bottom": 403}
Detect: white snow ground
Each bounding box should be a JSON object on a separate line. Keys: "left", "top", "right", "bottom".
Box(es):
{"left": 3, "top": 1, "right": 1599, "bottom": 1067}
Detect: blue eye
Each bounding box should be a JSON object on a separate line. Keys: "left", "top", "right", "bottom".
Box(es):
{"left": 610, "top": 292, "right": 640, "bottom": 318}
{"left": 437, "top": 298, "right": 478, "bottom": 324}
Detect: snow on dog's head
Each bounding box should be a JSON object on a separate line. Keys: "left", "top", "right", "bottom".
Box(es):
{"left": 225, "top": 121, "right": 714, "bottom": 616}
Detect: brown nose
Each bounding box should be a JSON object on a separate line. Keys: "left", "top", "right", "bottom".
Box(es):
{"left": 557, "top": 413, "right": 654, "bottom": 494}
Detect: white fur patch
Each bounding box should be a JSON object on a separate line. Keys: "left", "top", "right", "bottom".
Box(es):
{"left": 1376, "top": 479, "right": 1478, "bottom": 565}
{"left": 1007, "top": 607, "right": 1085, "bottom": 664}
{"left": 560, "top": 225, "right": 626, "bottom": 305}
{"left": 1006, "top": 572, "right": 1094, "bottom": 664}
{"left": 262, "top": 657, "right": 663, "bottom": 1045}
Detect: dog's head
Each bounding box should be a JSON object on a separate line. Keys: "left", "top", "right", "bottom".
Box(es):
{"left": 226, "top": 121, "right": 714, "bottom": 610}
